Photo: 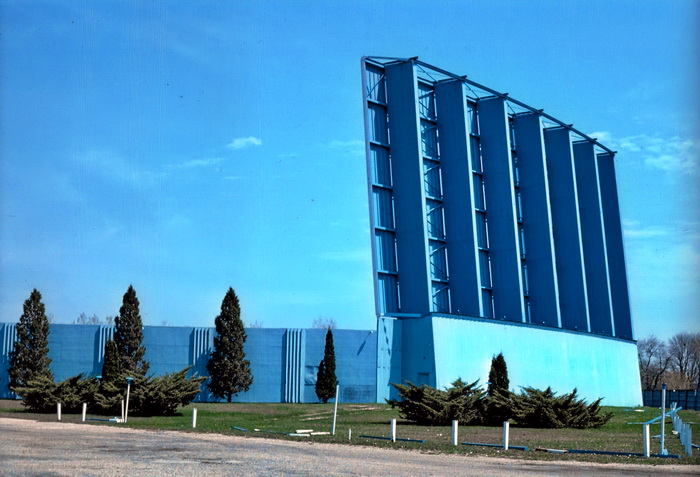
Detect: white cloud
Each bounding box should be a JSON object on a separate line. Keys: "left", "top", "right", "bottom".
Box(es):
{"left": 623, "top": 223, "right": 671, "bottom": 240}
{"left": 227, "top": 136, "right": 263, "bottom": 150}
{"left": 589, "top": 131, "right": 699, "bottom": 174}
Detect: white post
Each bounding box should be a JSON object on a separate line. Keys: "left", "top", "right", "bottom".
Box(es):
{"left": 124, "top": 380, "right": 132, "bottom": 424}
{"left": 390, "top": 418, "right": 396, "bottom": 442}
{"left": 82, "top": 403, "right": 87, "bottom": 422}
{"left": 660, "top": 383, "right": 666, "bottom": 455}
{"left": 451, "top": 420, "right": 459, "bottom": 446}
{"left": 57, "top": 402, "right": 61, "bottom": 421}
{"left": 332, "top": 384, "right": 340, "bottom": 436}
{"left": 192, "top": 408, "right": 197, "bottom": 428}
{"left": 121, "top": 400, "right": 125, "bottom": 422}
{"left": 643, "top": 423, "right": 650, "bottom": 458}
{"left": 502, "top": 421, "right": 510, "bottom": 450}
{"left": 348, "top": 428, "right": 352, "bottom": 441}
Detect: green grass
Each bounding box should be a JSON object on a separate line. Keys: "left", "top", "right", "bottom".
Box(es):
{"left": 1, "top": 399, "right": 698, "bottom": 465}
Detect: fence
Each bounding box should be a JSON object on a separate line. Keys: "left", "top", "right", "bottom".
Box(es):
{"left": 643, "top": 389, "right": 699, "bottom": 410}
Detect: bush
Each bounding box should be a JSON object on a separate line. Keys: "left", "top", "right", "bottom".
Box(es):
{"left": 14, "top": 374, "right": 99, "bottom": 413}
{"left": 18, "top": 367, "right": 205, "bottom": 416}
{"left": 509, "top": 387, "right": 613, "bottom": 429}
{"left": 387, "top": 379, "right": 484, "bottom": 426}
{"left": 389, "top": 381, "right": 613, "bottom": 429}
{"left": 95, "top": 367, "right": 206, "bottom": 416}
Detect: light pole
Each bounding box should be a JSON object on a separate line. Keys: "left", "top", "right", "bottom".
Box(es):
{"left": 124, "top": 377, "right": 134, "bottom": 423}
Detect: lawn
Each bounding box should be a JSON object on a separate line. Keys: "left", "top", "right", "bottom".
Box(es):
{"left": 1, "top": 399, "right": 698, "bottom": 465}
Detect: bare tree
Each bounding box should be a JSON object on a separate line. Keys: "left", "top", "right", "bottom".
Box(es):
{"left": 312, "top": 316, "right": 337, "bottom": 329}
{"left": 637, "top": 336, "right": 671, "bottom": 390}
{"left": 245, "top": 320, "right": 265, "bottom": 328}
{"left": 74, "top": 313, "right": 114, "bottom": 325}
{"left": 667, "top": 332, "right": 700, "bottom": 389}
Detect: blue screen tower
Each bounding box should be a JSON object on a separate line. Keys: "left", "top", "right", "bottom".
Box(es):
{"left": 361, "top": 57, "right": 641, "bottom": 406}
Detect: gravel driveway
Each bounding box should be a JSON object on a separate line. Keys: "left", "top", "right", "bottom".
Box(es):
{"left": 2, "top": 418, "right": 698, "bottom": 476}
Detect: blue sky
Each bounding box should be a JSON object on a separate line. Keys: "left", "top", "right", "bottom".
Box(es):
{"left": 1, "top": 1, "right": 698, "bottom": 340}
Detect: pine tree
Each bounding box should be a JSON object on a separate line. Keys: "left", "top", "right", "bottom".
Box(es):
{"left": 113, "top": 285, "right": 149, "bottom": 376}
{"left": 487, "top": 352, "right": 509, "bottom": 397}
{"left": 315, "top": 328, "right": 337, "bottom": 403}
{"left": 207, "top": 287, "right": 252, "bottom": 402}
{"left": 484, "top": 352, "right": 512, "bottom": 425}
{"left": 8, "top": 289, "right": 53, "bottom": 392}
{"left": 101, "top": 339, "right": 122, "bottom": 384}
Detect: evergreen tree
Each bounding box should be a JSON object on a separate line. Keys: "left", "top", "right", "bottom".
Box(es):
{"left": 207, "top": 287, "right": 252, "bottom": 402}
{"left": 315, "top": 328, "right": 337, "bottom": 403}
{"left": 484, "top": 352, "right": 512, "bottom": 425}
{"left": 113, "top": 285, "right": 149, "bottom": 376}
{"left": 487, "top": 352, "right": 509, "bottom": 396}
{"left": 8, "top": 289, "right": 53, "bottom": 392}
{"left": 101, "top": 339, "right": 122, "bottom": 384}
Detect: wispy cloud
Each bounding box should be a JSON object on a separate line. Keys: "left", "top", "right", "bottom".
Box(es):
{"left": 167, "top": 157, "right": 224, "bottom": 170}
{"left": 73, "top": 149, "right": 160, "bottom": 186}
{"left": 227, "top": 136, "right": 263, "bottom": 150}
{"left": 589, "top": 131, "right": 699, "bottom": 174}
{"left": 623, "top": 221, "right": 671, "bottom": 240}
{"left": 328, "top": 140, "right": 364, "bottom": 156}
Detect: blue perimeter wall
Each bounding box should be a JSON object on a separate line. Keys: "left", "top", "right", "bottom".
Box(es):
{"left": 377, "top": 315, "right": 643, "bottom": 407}
{"left": 0, "top": 323, "right": 377, "bottom": 403}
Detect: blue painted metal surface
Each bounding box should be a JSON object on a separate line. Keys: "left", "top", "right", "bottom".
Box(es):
{"left": 379, "top": 315, "right": 642, "bottom": 406}
{"left": 512, "top": 113, "right": 561, "bottom": 328}
{"left": 478, "top": 97, "right": 526, "bottom": 323}
{"left": 385, "top": 62, "right": 432, "bottom": 315}
{"left": 573, "top": 141, "right": 615, "bottom": 336}
{"left": 597, "top": 152, "right": 634, "bottom": 340}
{"left": 543, "top": 127, "right": 590, "bottom": 332}
{"left": 435, "top": 80, "right": 482, "bottom": 317}
{"left": 0, "top": 323, "right": 377, "bottom": 403}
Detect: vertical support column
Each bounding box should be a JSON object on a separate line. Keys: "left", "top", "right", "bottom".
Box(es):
{"left": 597, "top": 152, "right": 634, "bottom": 340}
{"left": 477, "top": 97, "right": 525, "bottom": 322}
{"left": 435, "top": 80, "right": 482, "bottom": 316}
{"left": 385, "top": 61, "right": 432, "bottom": 314}
{"left": 512, "top": 113, "right": 561, "bottom": 328}
{"left": 573, "top": 141, "right": 614, "bottom": 335}
{"left": 544, "top": 127, "right": 590, "bottom": 332}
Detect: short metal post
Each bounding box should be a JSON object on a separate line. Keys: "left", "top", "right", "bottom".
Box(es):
{"left": 643, "top": 423, "right": 650, "bottom": 458}
{"left": 503, "top": 421, "right": 509, "bottom": 450}
{"left": 192, "top": 408, "right": 197, "bottom": 428}
{"left": 390, "top": 418, "right": 396, "bottom": 442}
{"left": 120, "top": 400, "right": 124, "bottom": 422}
{"left": 82, "top": 403, "right": 87, "bottom": 422}
{"left": 332, "top": 384, "right": 340, "bottom": 436}
{"left": 451, "top": 420, "right": 458, "bottom": 446}
{"left": 660, "top": 383, "right": 666, "bottom": 455}
{"left": 348, "top": 428, "right": 352, "bottom": 441}
{"left": 57, "top": 402, "right": 61, "bottom": 421}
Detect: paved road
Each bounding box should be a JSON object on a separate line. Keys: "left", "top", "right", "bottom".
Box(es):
{"left": 1, "top": 418, "right": 698, "bottom": 476}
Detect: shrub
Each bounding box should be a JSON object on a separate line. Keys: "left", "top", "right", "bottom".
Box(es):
{"left": 388, "top": 379, "right": 484, "bottom": 426}
{"left": 15, "top": 374, "right": 98, "bottom": 413}
{"left": 95, "top": 367, "right": 206, "bottom": 416}
{"left": 509, "top": 387, "right": 613, "bottom": 429}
